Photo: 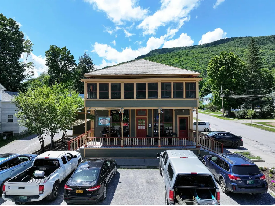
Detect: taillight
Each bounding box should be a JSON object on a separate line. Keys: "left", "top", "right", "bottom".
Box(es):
{"left": 169, "top": 190, "right": 174, "bottom": 201}
{"left": 2, "top": 185, "right": 5, "bottom": 192}
{"left": 216, "top": 191, "right": 220, "bottom": 203}
{"left": 39, "top": 185, "right": 44, "bottom": 194}
{"left": 86, "top": 185, "right": 101, "bottom": 191}
{"left": 260, "top": 174, "right": 266, "bottom": 180}
{"left": 180, "top": 157, "right": 188, "bottom": 158}
{"left": 64, "top": 184, "right": 73, "bottom": 191}
{"left": 228, "top": 174, "right": 241, "bottom": 180}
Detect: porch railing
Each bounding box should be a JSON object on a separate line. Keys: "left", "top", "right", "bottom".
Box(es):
{"left": 67, "top": 131, "right": 223, "bottom": 153}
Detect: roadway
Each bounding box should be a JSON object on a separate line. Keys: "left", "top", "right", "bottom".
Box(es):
{"left": 196, "top": 112, "right": 275, "bottom": 168}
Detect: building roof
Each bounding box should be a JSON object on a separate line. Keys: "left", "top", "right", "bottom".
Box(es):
{"left": 84, "top": 59, "right": 200, "bottom": 77}
{"left": 0, "top": 84, "right": 6, "bottom": 90}
{"left": 2, "top": 91, "right": 18, "bottom": 102}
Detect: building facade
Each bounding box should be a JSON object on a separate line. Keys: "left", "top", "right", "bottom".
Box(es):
{"left": 82, "top": 59, "right": 201, "bottom": 144}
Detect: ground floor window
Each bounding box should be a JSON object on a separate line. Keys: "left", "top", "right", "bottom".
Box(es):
{"left": 153, "top": 109, "right": 173, "bottom": 137}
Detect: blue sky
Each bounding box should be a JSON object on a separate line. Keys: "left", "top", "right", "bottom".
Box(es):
{"left": 1, "top": 0, "right": 275, "bottom": 77}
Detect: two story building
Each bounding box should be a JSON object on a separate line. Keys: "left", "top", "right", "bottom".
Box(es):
{"left": 81, "top": 59, "right": 201, "bottom": 146}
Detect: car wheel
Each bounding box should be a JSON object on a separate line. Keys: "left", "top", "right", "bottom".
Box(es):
{"left": 220, "top": 178, "right": 229, "bottom": 194}
{"left": 47, "top": 182, "right": 59, "bottom": 201}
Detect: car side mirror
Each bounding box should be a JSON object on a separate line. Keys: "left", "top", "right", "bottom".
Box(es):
{"left": 156, "top": 153, "right": 160, "bottom": 158}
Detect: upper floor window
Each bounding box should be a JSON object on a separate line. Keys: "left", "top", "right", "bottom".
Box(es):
{"left": 124, "top": 83, "right": 134, "bottom": 99}
{"left": 185, "top": 82, "right": 196, "bottom": 98}
{"left": 173, "top": 82, "right": 183, "bottom": 98}
{"left": 8, "top": 115, "right": 13, "bottom": 122}
{"left": 111, "top": 83, "right": 121, "bottom": 99}
{"left": 161, "top": 82, "right": 171, "bottom": 98}
{"left": 148, "top": 83, "right": 158, "bottom": 99}
{"left": 99, "top": 83, "right": 109, "bottom": 99}
{"left": 87, "top": 83, "right": 97, "bottom": 99}
{"left": 136, "top": 83, "right": 146, "bottom": 99}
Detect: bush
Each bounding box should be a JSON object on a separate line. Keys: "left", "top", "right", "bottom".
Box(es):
{"left": 234, "top": 109, "right": 248, "bottom": 119}
{"left": 205, "top": 103, "right": 219, "bottom": 112}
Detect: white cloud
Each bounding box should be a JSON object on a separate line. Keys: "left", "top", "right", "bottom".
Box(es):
{"left": 199, "top": 28, "right": 227, "bottom": 45}
{"left": 123, "top": 29, "right": 134, "bottom": 37}
{"left": 17, "top": 21, "right": 22, "bottom": 28}
{"left": 163, "top": 33, "right": 194, "bottom": 48}
{"left": 213, "top": 0, "right": 225, "bottom": 9}
{"left": 93, "top": 36, "right": 165, "bottom": 68}
{"left": 111, "top": 40, "right": 116, "bottom": 46}
{"left": 137, "top": 0, "right": 200, "bottom": 35}
{"left": 84, "top": 0, "right": 148, "bottom": 24}
{"left": 21, "top": 52, "right": 48, "bottom": 78}
{"left": 104, "top": 26, "right": 121, "bottom": 35}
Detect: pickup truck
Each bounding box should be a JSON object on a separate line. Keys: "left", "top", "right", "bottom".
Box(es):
{"left": 2, "top": 151, "right": 82, "bottom": 203}
{"left": 0, "top": 153, "right": 37, "bottom": 194}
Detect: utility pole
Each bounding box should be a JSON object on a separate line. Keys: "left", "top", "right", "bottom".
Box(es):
{"left": 221, "top": 85, "right": 224, "bottom": 117}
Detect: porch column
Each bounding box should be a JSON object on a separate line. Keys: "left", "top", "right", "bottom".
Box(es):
{"left": 85, "top": 107, "right": 87, "bottom": 133}
{"left": 158, "top": 108, "right": 161, "bottom": 147}
{"left": 196, "top": 107, "right": 199, "bottom": 146}
{"left": 121, "top": 108, "right": 124, "bottom": 147}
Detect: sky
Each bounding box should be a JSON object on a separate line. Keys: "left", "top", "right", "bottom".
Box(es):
{"left": 1, "top": 0, "right": 275, "bottom": 78}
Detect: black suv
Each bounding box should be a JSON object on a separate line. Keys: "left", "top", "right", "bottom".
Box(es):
{"left": 203, "top": 153, "right": 268, "bottom": 194}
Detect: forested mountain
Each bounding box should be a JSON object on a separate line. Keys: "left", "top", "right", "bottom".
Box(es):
{"left": 136, "top": 35, "right": 275, "bottom": 79}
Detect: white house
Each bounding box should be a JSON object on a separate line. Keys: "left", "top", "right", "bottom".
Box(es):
{"left": 0, "top": 84, "right": 27, "bottom": 136}
{"left": 202, "top": 93, "right": 213, "bottom": 105}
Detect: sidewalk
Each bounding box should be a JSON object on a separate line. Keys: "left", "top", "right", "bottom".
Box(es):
{"left": 0, "top": 130, "right": 72, "bottom": 154}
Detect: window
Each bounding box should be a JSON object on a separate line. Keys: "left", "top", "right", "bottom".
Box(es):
{"left": 61, "top": 156, "right": 67, "bottom": 164}
{"left": 148, "top": 83, "right": 158, "bottom": 99}
{"left": 167, "top": 163, "right": 174, "bottom": 180}
{"left": 87, "top": 83, "right": 97, "bottom": 99}
{"left": 161, "top": 82, "right": 171, "bottom": 98}
{"left": 124, "top": 83, "right": 134, "bottom": 99}
{"left": 99, "top": 83, "right": 109, "bottom": 99}
{"left": 8, "top": 115, "right": 13, "bottom": 122}
{"left": 153, "top": 109, "right": 173, "bottom": 137}
{"left": 173, "top": 82, "right": 183, "bottom": 98}
{"left": 111, "top": 83, "right": 121, "bottom": 99}
{"left": 136, "top": 83, "right": 146, "bottom": 99}
{"left": 185, "top": 82, "right": 196, "bottom": 98}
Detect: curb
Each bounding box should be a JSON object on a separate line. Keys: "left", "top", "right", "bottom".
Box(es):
{"left": 251, "top": 159, "right": 265, "bottom": 162}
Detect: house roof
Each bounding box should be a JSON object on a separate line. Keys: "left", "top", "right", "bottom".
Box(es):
{"left": 0, "top": 84, "right": 6, "bottom": 90}
{"left": 84, "top": 59, "right": 200, "bottom": 77}
{"left": 2, "top": 91, "right": 18, "bottom": 102}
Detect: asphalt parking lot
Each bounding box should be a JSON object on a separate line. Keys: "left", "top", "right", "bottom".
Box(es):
{"left": 1, "top": 169, "right": 275, "bottom": 205}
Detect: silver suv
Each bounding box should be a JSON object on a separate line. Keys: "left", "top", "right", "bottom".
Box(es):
{"left": 157, "top": 150, "right": 220, "bottom": 205}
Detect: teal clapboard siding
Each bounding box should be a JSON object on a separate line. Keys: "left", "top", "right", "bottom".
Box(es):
{"left": 85, "top": 100, "right": 198, "bottom": 108}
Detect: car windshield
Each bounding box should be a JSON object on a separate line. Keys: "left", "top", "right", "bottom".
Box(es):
{"left": 72, "top": 168, "right": 100, "bottom": 182}
{"left": 175, "top": 174, "right": 216, "bottom": 188}
{"left": 232, "top": 165, "right": 261, "bottom": 175}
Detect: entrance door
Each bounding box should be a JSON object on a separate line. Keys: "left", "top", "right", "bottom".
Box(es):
{"left": 179, "top": 117, "right": 188, "bottom": 138}
{"left": 136, "top": 117, "right": 147, "bottom": 137}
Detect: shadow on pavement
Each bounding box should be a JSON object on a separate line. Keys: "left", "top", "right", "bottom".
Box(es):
{"left": 226, "top": 192, "right": 275, "bottom": 205}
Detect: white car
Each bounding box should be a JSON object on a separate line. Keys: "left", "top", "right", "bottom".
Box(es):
{"left": 193, "top": 121, "right": 211, "bottom": 132}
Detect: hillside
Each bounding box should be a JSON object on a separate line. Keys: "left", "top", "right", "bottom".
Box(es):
{"left": 136, "top": 35, "right": 275, "bottom": 79}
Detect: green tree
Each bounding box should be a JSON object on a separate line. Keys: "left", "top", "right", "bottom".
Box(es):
{"left": 207, "top": 52, "right": 246, "bottom": 112}
{"left": 0, "top": 13, "right": 33, "bottom": 91}
{"left": 74, "top": 52, "right": 95, "bottom": 93}
{"left": 14, "top": 83, "right": 83, "bottom": 151}
{"left": 45, "top": 45, "right": 76, "bottom": 86}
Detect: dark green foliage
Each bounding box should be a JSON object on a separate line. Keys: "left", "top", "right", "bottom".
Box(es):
{"left": 45, "top": 45, "right": 76, "bottom": 87}
{"left": 74, "top": 52, "right": 95, "bottom": 94}
{"left": 0, "top": 13, "right": 33, "bottom": 91}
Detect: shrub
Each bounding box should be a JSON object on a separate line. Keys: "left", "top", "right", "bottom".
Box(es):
{"left": 234, "top": 109, "right": 248, "bottom": 119}
{"left": 205, "top": 103, "right": 219, "bottom": 112}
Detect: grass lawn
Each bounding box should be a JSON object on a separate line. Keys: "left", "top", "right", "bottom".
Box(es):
{"left": 234, "top": 151, "right": 262, "bottom": 160}
{"left": 243, "top": 123, "right": 275, "bottom": 133}
{"left": 255, "top": 122, "right": 275, "bottom": 128}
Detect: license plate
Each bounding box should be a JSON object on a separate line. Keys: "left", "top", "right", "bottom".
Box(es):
{"left": 76, "top": 190, "right": 83, "bottom": 193}
{"left": 247, "top": 180, "right": 254, "bottom": 184}
{"left": 19, "top": 196, "right": 27, "bottom": 201}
